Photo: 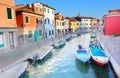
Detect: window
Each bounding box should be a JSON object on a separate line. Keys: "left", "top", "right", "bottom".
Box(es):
{"left": 7, "top": 7, "right": 12, "bottom": 19}
{"left": 47, "top": 9, "right": 49, "bottom": 13}
{"left": 49, "top": 30, "right": 51, "bottom": 35}
{"left": 40, "top": 19, "right": 42, "bottom": 24}
{"left": 44, "top": 8, "right": 46, "bottom": 12}
{"left": 39, "top": 30, "right": 42, "bottom": 36}
{"left": 36, "top": 7, "right": 38, "bottom": 12}
{"left": 28, "top": 31, "right": 32, "bottom": 38}
{"left": 25, "top": 16, "right": 29, "bottom": 23}
{"left": 44, "top": 19, "right": 46, "bottom": 24}
{"left": 0, "top": 32, "right": 4, "bottom": 48}
{"left": 57, "top": 22, "right": 59, "bottom": 25}
{"left": 52, "top": 11, "right": 54, "bottom": 14}
{"left": 40, "top": 8, "right": 42, "bottom": 12}
{"left": 36, "top": 18, "right": 38, "bottom": 24}
{"left": 52, "top": 30, "right": 54, "bottom": 35}
{"left": 48, "top": 19, "right": 50, "bottom": 24}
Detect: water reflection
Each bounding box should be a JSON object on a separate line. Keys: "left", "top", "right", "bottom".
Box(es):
{"left": 20, "top": 33, "right": 116, "bottom": 78}
{"left": 76, "top": 59, "right": 89, "bottom": 73}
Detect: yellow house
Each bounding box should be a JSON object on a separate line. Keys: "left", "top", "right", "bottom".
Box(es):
{"left": 55, "top": 12, "right": 64, "bottom": 37}
{"left": 66, "top": 17, "right": 80, "bottom": 32}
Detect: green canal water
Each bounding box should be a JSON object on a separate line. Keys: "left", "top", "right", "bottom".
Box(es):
{"left": 20, "top": 34, "right": 116, "bottom": 78}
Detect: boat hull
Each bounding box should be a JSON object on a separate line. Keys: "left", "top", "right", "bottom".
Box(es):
{"left": 89, "top": 47, "right": 109, "bottom": 67}
{"left": 76, "top": 50, "right": 90, "bottom": 64}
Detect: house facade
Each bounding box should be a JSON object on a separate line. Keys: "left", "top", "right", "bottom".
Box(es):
{"left": 75, "top": 13, "right": 98, "bottom": 32}
{"left": 66, "top": 17, "right": 80, "bottom": 33}
{"left": 0, "top": 0, "right": 18, "bottom": 54}
{"left": 43, "top": 4, "right": 55, "bottom": 39}
{"left": 103, "top": 9, "right": 120, "bottom": 35}
{"left": 64, "top": 18, "right": 69, "bottom": 34}
{"left": 55, "top": 12, "right": 64, "bottom": 37}
{"left": 15, "top": 4, "right": 44, "bottom": 45}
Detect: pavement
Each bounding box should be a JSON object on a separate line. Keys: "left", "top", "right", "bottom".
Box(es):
{"left": 96, "top": 33, "right": 120, "bottom": 78}
{"left": 0, "top": 34, "right": 72, "bottom": 72}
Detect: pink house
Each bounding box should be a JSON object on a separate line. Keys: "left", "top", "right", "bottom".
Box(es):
{"left": 103, "top": 9, "right": 120, "bottom": 35}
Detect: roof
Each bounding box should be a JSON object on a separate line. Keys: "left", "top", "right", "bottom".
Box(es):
{"left": 43, "top": 4, "right": 55, "bottom": 10}
{"left": 15, "top": 4, "right": 44, "bottom": 16}
{"left": 66, "top": 17, "right": 79, "bottom": 22}
{"left": 55, "top": 12, "right": 64, "bottom": 20}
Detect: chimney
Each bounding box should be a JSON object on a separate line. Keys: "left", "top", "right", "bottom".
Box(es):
{"left": 27, "top": 4, "right": 32, "bottom": 8}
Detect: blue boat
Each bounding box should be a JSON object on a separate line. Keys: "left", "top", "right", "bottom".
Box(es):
{"left": 76, "top": 45, "right": 90, "bottom": 64}
{"left": 89, "top": 45, "right": 109, "bottom": 67}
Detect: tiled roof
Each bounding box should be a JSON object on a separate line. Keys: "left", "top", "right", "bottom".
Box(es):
{"left": 15, "top": 4, "right": 44, "bottom": 16}
{"left": 43, "top": 4, "right": 55, "bottom": 10}
{"left": 66, "top": 17, "right": 79, "bottom": 22}
{"left": 55, "top": 13, "right": 64, "bottom": 20}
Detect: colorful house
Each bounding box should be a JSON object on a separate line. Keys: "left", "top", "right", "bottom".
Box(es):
{"left": 103, "top": 9, "right": 120, "bottom": 35}
{"left": 75, "top": 13, "right": 98, "bottom": 31}
{"left": 66, "top": 17, "right": 80, "bottom": 33}
{"left": 0, "top": 0, "right": 18, "bottom": 54}
{"left": 55, "top": 12, "right": 64, "bottom": 37}
{"left": 43, "top": 4, "right": 55, "bottom": 39}
{"left": 15, "top": 3, "right": 44, "bottom": 44}
{"left": 64, "top": 18, "right": 69, "bottom": 34}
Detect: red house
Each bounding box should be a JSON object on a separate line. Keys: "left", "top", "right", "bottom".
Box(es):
{"left": 103, "top": 9, "right": 120, "bottom": 35}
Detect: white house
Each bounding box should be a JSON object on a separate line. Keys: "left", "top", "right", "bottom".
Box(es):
{"left": 43, "top": 4, "right": 55, "bottom": 39}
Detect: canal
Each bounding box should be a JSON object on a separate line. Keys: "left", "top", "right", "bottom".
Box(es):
{"left": 20, "top": 33, "right": 116, "bottom": 78}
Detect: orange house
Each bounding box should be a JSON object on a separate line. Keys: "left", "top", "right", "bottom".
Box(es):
{"left": 0, "top": 0, "right": 18, "bottom": 54}
{"left": 15, "top": 3, "right": 44, "bottom": 45}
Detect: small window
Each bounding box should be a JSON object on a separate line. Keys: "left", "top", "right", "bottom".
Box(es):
{"left": 0, "top": 32, "right": 4, "bottom": 48}
{"left": 36, "top": 7, "right": 38, "bottom": 12}
{"left": 25, "top": 16, "right": 29, "bottom": 23}
{"left": 52, "top": 30, "right": 54, "bottom": 35}
{"left": 40, "top": 8, "right": 42, "bottom": 12}
{"left": 49, "top": 30, "right": 51, "bottom": 35}
{"left": 36, "top": 18, "right": 38, "bottom": 24}
{"left": 52, "top": 11, "right": 54, "bottom": 14}
{"left": 28, "top": 31, "right": 32, "bottom": 38}
{"left": 44, "top": 8, "right": 46, "bottom": 12}
{"left": 44, "top": 19, "right": 46, "bottom": 24}
{"left": 7, "top": 7, "right": 12, "bottom": 19}
{"left": 48, "top": 9, "right": 49, "bottom": 13}
{"left": 48, "top": 19, "right": 50, "bottom": 24}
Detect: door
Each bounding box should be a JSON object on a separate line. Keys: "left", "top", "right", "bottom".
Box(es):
{"left": 9, "top": 32, "right": 14, "bottom": 49}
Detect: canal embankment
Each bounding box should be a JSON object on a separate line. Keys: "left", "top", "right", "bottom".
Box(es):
{"left": 97, "top": 33, "right": 120, "bottom": 78}
{"left": 0, "top": 34, "right": 73, "bottom": 77}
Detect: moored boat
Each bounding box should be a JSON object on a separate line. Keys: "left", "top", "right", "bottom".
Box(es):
{"left": 76, "top": 45, "right": 90, "bottom": 64}
{"left": 89, "top": 47, "right": 109, "bottom": 67}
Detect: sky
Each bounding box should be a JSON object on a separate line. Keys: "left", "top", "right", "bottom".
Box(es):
{"left": 15, "top": 0, "right": 120, "bottom": 19}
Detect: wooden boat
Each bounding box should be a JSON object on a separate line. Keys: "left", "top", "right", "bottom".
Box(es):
{"left": 76, "top": 45, "right": 90, "bottom": 64}
{"left": 89, "top": 47, "right": 109, "bottom": 67}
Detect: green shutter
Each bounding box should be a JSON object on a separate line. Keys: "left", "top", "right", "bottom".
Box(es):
{"left": 40, "top": 8, "right": 42, "bottom": 12}
{"left": 39, "top": 30, "right": 42, "bottom": 36}
{"left": 26, "top": 16, "right": 29, "bottom": 23}
{"left": 49, "top": 30, "right": 51, "bottom": 35}
{"left": 36, "top": 7, "right": 38, "bottom": 12}
{"left": 44, "top": 8, "right": 46, "bottom": 12}
{"left": 52, "top": 30, "right": 54, "bottom": 35}
{"left": 7, "top": 8, "right": 12, "bottom": 19}
{"left": 48, "top": 9, "right": 49, "bottom": 13}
